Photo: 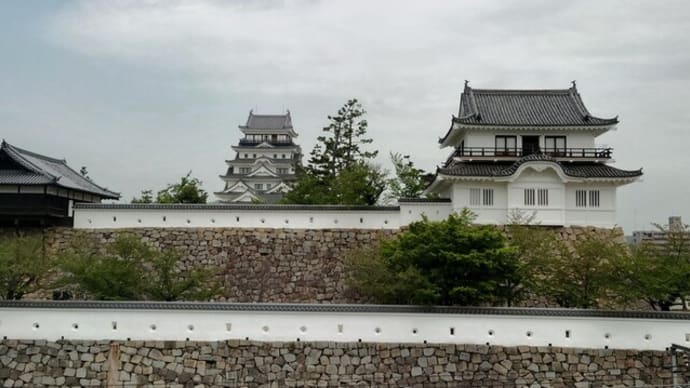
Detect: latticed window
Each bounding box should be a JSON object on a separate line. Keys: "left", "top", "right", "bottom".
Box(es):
{"left": 537, "top": 189, "right": 549, "bottom": 206}
{"left": 470, "top": 188, "right": 481, "bottom": 206}
{"left": 525, "top": 188, "right": 548, "bottom": 206}
{"left": 483, "top": 189, "right": 494, "bottom": 206}
{"left": 589, "top": 190, "right": 600, "bottom": 208}
{"left": 470, "top": 188, "right": 494, "bottom": 207}
{"left": 524, "top": 188, "right": 535, "bottom": 206}
{"left": 576, "top": 190, "right": 587, "bottom": 207}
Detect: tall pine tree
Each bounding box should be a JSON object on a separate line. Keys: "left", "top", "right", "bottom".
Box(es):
{"left": 283, "top": 99, "right": 385, "bottom": 205}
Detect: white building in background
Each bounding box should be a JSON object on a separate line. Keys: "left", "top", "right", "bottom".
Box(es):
{"left": 425, "top": 82, "right": 642, "bottom": 227}
{"left": 216, "top": 111, "right": 302, "bottom": 203}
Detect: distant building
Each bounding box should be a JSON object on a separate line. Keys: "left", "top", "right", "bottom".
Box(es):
{"left": 216, "top": 111, "right": 302, "bottom": 203}
{"left": 425, "top": 82, "right": 642, "bottom": 227}
{"left": 0, "top": 140, "right": 119, "bottom": 226}
{"left": 633, "top": 216, "right": 687, "bottom": 246}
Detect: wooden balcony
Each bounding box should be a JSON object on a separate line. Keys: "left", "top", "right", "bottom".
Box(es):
{"left": 454, "top": 147, "right": 612, "bottom": 159}
{"left": 238, "top": 139, "right": 296, "bottom": 146}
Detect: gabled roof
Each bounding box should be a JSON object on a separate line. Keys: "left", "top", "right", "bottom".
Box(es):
{"left": 0, "top": 140, "right": 120, "bottom": 199}
{"left": 265, "top": 182, "right": 291, "bottom": 194}
{"left": 438, "top": 153, "right": 642, "bottom": 180}
{"left": 453, "top": 82, "right": 618, "bottom": 128}
{"left": 240, "top": 110, "right": 293, "bottom": 130}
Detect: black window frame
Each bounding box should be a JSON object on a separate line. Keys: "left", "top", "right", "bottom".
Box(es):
{"left": 495, "top": 136, "right": 517, "bottom": 156}
{"left": 544, "top": 136, "right": 567, "bottom": 157}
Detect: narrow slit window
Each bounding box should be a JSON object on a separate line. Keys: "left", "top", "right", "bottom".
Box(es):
{"left": 470, "top": 188, "right": 481, "bottom": 206}
{"left": 482, "top": 189, "right": 494, "bottom": 206}
{"left": 576, "top": 190, "right": 587, "bottom": 207}
{"left": 589, "top": 190, "right": 600, "bottom": 208}
{"left": 537, "top": 188, "right": 549, "bottom": 206}
{"left": 524, "top": 188, "right": 535, "bottom": 206}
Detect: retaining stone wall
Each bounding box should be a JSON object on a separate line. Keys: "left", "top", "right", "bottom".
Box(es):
{"left": 42, "top": 226, "right": 622, "bottom": 304}
{"left": 45, "top": 228, "right": 397, "bottom": 303}
{"left": 0, "top": 339, "right": 684, "bottom": 387}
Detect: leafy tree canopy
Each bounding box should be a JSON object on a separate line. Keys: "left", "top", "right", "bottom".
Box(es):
{"left": 132, "top": 171, "right": 208, "bottom": 204}
{"left": 385, "top": 152, "right": 431, "bottom": 201}
{"left": 346, "top": 210, "right": 521, "bottom": 305}
{"left": 0, "top": 233, "right": 53, "bottom": 300}
{"left": 613, "top": 222, "right": 690, "bottom": 310}
{"left": 283, "top": 99, "right": 385, "bottom": 205}
{"left": 59, "top": 234, "right": 218, "bottom": 301}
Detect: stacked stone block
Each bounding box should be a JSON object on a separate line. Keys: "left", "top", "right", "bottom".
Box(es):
{"left": 0, "top": 340, "right": 685, "bottom": 387}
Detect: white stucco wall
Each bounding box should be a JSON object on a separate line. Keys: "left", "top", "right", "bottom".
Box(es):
{"left": 73, "top": 203, "right": 454, "bottom": 230}
{"left": 461, "top": 130, "right": 597, "bottom": 150}
{"left": 444, "top": 164, "right": 619, "bottom": 227}
{"left": 74, "top": 206, "right": 402, "bottom": 230}
{"left": 0, "top": 305, "right": 687, "bottom": 351}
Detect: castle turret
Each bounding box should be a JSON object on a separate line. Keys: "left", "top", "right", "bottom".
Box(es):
{"left": 215, "top": 111, "right": 302, "bottom": 203}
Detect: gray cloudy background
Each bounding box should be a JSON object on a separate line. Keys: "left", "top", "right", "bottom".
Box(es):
{"left": 2, "top": 0, "right": 689, "bottom": 233}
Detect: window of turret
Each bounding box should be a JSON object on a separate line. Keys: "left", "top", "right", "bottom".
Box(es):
{"left": 495, "top": 136, "right": 517, "bottom": 156}
{"left": 255, "top": 184, "right": 263, "bottom": 190}
{"left": 282, "top": 154, "right": 286, "bottom": 158}
{"left": 589, "top": 190, "right": 600, "bottom": 207}
{"left": 244, "top": 154, "right": 248, "bottom": 158}
{"left": 545, "top": 136, "right": 567, "bottom": 156}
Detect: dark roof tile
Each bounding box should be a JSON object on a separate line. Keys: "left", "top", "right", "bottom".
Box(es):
{"left": 454, "top": 84, "right": 618, "bottom": 127}
{"left": 439, "top": 154, "right": 642, "bottom": 179}
{"left": 0, "top": 141, "right": 120, "bottom": 199}
{"left": 243, "top": 111, "right": 292, "bottom": 129}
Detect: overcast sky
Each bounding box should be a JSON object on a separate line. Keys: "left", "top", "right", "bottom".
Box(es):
{"left": 2, "top": 0, "right": 689, "bottom": 233}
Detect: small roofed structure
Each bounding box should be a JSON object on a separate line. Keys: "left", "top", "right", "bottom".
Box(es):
{"left": 0, "top": 140, "right": 119, "bottom": 226}
{"left": 426, "top": 82, "right": 642, "bottom": 227}
{"left": 216, "top": 110, "right": 302, "bottom": 203}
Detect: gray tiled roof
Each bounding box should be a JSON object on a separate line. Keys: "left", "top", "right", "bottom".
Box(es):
{"left": 454, "top": 83, "right": 618, "bottom": 127}
{"left": 439, "top": 153, "right": 642, "bottom": 179}
{"left": 0, "top": 140, "right": 120, "bottom": 199}
{"left": 243, "top": 110, "right": 292, "bottom": 129}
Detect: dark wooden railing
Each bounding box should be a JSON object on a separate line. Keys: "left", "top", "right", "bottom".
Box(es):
{"left": 454, "top": 147, "right": 612, "bottom": 159}
{"left": 239, "top": 139, "right": 295, "bottom": 146}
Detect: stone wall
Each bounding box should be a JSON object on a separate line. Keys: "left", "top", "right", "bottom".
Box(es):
{"left": 41, "top": 226, "right": 622, "bottom": 304}
{"left": 0, "top": 339, "right": 685, "bottom": 387}
{"left": 45, "top": 227, "right": 397, "bottom": 303}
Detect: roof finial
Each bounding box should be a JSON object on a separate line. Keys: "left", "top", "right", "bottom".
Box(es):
{"left": 464, "top": 80, "right": 470, "bottom": 88}
{"left": 571, "top": 80, "right": 577, "bottom": 89}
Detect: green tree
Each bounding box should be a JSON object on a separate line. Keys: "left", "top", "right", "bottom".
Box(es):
{"left": 145, "top": 250, "right": 218, "bottom": 302}
{"left": 131, "top": 172, "right": 208, "bottom": 204}
{"left": 533, "top": 229, "right": 627, "bottom": 309}
{"left": 59, "top": 234, "right": 218, "bottom": 301}
{"left": 131, "top": 189, "right": 153, "bottom": 204}
{"left": 386, "top": 153, "right": 429, "bottom": 200}
{"left": 346, "top": 210, "right": 522, "bottom": 305}
{"left": 308, "top": 98, "right": 377, "bottom": 178}
{"left": 0, "top": 234, "right": 52, "bottom": 300}
{"left": 614, "top": 223, "right": 690, "bottom": 310}
{"left": 284, "top": 99, "right": 385, "bottom": 205}
{"left": 59, "top": 235, "right": 149, "bottom": 300}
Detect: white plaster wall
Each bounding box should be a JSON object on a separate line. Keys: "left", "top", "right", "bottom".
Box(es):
{"left": 507, "top": 168, "right": 565, "bottom": 225}
{"left": 564, "top": 183, "right": 617, "bottom": 227}
{"left": 0, "top": 307, "right": 687, "bottom": 351}
{"left": 74, "top": 208, "right": 402, "bottom": 230}
{"left": 462, "top": 130, "right": 597, "bottom": 149}
{"left": 399, "top": 202, "right": 453, "bottom": 225}
{"left": 451, "top": 182, "right": 509, "bottom": 224}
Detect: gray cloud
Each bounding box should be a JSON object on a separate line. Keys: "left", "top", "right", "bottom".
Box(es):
{"left": 8, "top": 0, "right": 687, "bottom": 232}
